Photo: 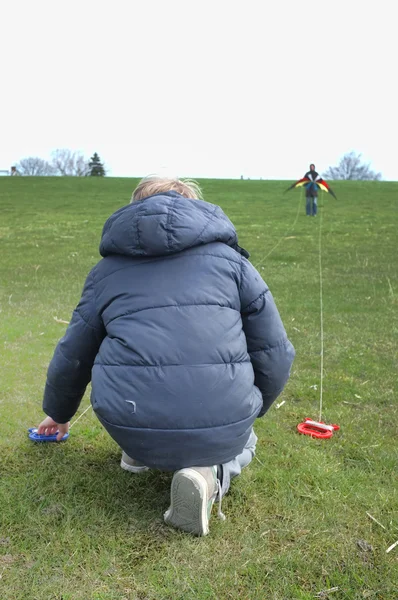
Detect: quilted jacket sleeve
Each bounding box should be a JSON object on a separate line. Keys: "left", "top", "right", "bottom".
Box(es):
{"left": 43, "top": 270, "right": 105, "bottom": 423}
{"left": 240, "top": 257, "right": 295, "bottom": 417}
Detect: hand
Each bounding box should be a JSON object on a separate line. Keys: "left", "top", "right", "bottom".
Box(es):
{"left": 37, "top": 416, "right": 70, "bottom": 442}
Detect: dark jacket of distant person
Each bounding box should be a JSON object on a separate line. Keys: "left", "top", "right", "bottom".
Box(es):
{"left": 304, "top": 164, "right": 321, "bottom": 197}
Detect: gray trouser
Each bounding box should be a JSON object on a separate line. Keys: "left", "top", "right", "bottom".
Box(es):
{"left": 306, "top": 194, "right": 318, "bottom": 216}
{"left": 219, "top": 429, "right": 258, "bottom": 496}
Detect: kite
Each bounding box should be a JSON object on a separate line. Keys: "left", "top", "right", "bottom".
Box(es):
{"left": 285, "top": 177, "right": 337, "bottom": 199}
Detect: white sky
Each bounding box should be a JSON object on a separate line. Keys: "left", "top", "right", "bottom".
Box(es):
{"left": 1, "top": 0, "right": 396, "bottom": 180}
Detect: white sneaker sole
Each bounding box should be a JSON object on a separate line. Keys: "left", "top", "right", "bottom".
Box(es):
{"left": 164, "top": 469, "right": 212, "bottom": 536}
{"left": 120, "top": 458, "right": 149, "bottom": 473}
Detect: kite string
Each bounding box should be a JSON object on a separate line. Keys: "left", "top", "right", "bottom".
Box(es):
{"left": 252, "top": 185, "right": 326, "bottom": 423}
{"left": 69, "top": 403, "right": 92, "bottom": 429}
{"left": 318, "top": 202, "right": 324, "bottom": 422}
{"left": 254, "top": 188, "right": 302, "bottom": 270}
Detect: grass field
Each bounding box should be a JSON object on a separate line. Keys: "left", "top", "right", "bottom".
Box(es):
{"left": 0, "top": 177, "right": 397, "bottom": 600}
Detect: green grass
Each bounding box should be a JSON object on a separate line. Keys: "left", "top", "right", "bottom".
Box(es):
{"left": 0, "top": 177, "right": 397, "bottom": 600}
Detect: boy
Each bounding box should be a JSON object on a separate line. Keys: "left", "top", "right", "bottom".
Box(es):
{"left": 303, "top": 163, "right": 321, "bottom": 216}
{"left": 38, "top": 176, "right": 295, "bottom": 536}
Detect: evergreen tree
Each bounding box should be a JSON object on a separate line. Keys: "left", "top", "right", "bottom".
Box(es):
{"left": 88, "top": 153, "right": 106, "bottom": 177}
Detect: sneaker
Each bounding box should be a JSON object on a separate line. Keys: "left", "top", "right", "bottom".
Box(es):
{"left": 120, "top": 451, "right": 150, "bottom": 473}
{"left": 164, "top": 466, "right": 225, "bottom": 536}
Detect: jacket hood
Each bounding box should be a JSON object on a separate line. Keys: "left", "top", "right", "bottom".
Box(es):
{"left": 100, "top": 191, "right": 243, "bottom": 258}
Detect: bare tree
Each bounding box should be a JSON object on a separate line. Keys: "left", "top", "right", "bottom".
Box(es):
{"left": 323, "top": 152, "right": 382, "bottom": 181}
{"left": 51, "top": 149, "right": 90, "bottom": 176}
{"left": 15, "top": 157, "right": 55, "bottom": 176}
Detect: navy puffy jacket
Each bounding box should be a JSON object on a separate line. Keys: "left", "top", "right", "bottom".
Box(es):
{"left": 43, "top": 192, "right": 295, "bottom": 469}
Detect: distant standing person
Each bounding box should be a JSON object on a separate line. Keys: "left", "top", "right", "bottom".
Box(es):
{"left": 303, "top": 164, "right": 321, "bottom": 216}
{"left": 10, "top": 166, "right": 19, "bottom": 176}
{"left": 284, "top": 166, "right": 337, "bottom": 209}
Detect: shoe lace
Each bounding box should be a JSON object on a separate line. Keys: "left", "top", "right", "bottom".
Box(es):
{"left": 216, "top": 479, "right": 226, "bottom": 521}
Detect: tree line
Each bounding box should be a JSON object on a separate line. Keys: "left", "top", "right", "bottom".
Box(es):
{"left": 14, "top": 150, "right": 106, "bottom": 177}
{"left": 12, "top": 150, "right": 382, "bottom": 180}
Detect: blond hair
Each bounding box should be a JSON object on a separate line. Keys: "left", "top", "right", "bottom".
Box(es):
{"left": 131, "top": 175, "right": 203, "bottom": 202}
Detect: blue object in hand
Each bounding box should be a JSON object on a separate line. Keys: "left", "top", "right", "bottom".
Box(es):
{"left": 28, "top": 427, "right": 69, "bottom": 442}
